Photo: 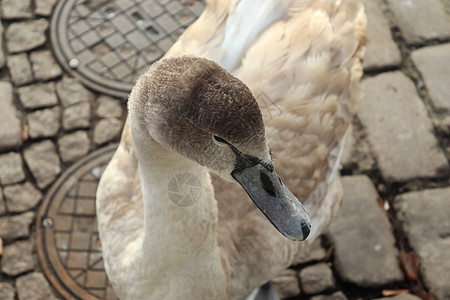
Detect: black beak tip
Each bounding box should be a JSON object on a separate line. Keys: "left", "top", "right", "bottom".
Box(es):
{"left": 301, "top": 220, "right": 311, "bottom": 240}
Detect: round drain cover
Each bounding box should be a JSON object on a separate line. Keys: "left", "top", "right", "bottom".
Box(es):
{"left": 37, "top": 145, "right": 117, "bottom": 300}
{"left": 51, "top": 0, "right": 206, "bottom": 98}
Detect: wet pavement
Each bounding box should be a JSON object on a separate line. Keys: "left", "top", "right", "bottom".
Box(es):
{"left": 0, "top": 0, "right": 449, "bottom": 299}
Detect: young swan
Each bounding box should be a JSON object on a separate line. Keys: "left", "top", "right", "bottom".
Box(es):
{"left": 129, "top": 56, "right": 310, "bottom": 241}
{"left": 103, "top": 56, "right": 310, "bottom": 299}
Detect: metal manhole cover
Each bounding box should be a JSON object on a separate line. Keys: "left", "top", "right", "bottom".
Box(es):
{"left": 37, "top": 145, "right": 117, "bottom": 300}
{"left": 51, "top": 0, "right": 206, "bottom": 98}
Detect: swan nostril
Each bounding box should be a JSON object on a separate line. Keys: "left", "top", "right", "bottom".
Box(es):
{"left": 301, "top": 220, "right": 311, "bottom": 239}
{"left": 260, "top": 172, "right": 276, "bottom": 197}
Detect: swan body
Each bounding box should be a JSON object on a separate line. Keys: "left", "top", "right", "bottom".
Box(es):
{"left": 96, "top": 0, "right": 366, "bottom": 299}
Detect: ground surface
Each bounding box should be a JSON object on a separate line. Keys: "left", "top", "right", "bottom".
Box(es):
{"left": 0, "top": 0, "right": 449, "bottom": 300}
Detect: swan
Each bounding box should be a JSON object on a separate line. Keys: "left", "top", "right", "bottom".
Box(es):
{"left": 96, "top": 0, "right": 366, "bottom": 299}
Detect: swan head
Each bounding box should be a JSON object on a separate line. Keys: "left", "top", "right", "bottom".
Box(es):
{"left": 129, "top": 56, "right": 310, "bottom": 241}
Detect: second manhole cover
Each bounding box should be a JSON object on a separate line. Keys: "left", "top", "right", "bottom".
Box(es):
{"left": 51, "top": 0, "right": 206, "bottom": 98}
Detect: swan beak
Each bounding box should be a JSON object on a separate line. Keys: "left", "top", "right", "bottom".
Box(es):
{"left": 232, "top": 163, "right": 311, "bottom": 241}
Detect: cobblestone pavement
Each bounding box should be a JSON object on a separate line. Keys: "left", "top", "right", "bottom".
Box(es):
{"left": 0, "top": 0, "right": 449, "bottom": 300}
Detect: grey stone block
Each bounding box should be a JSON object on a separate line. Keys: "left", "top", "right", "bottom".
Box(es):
{"left": 360, "top": 72, "right": 449, "bottom": 182}
{"left": 299, "top": 263, "right": 335, "bottom": 294}
{"left": 6, "top": 19, "right": 49, "bottom": 53}
{"left": 0, "top": 152, "right": 25, "bottom": 185}
{"left": 386, "top": 0, "right": 450, "bottom": 45}
{"left": 395, "top": 188, "right": 450, "bottom": 300}
{"left": 363, "top": 0, "right": 401, "bottom": 71}
{"left": 1, "top": 240, "right": 34, "bottom": 276}
{"left": 23, "top": 140, "right": 61, "bottom": 189}
{"left": 328, "top": 175, "right": 404, "bottom": 286}
{"left": 411, "top": 43, "right": 450, "bottom": 119}
{"left": 17, "top": 83, "right": 58, "bottom": 109}
{"left": 0, "top": 81, "right": 22, "bottom": 150}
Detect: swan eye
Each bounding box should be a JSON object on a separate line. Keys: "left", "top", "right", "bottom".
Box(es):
{"left": 213, "top": 135, "right": 227, "bottom": 144}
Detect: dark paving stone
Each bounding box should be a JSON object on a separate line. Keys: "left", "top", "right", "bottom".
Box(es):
{"left": 328, "top": 175, "right": 404, "bottom": 286}
{"left": 23, "top": 140, "right": 61, "bottom": 189}
{"left": 3, "top": 182, "right": 42, "bottom": 213}
{"left": 26, "top": 107, "right": 61, "bottom": 139}
{"left": 394, "top": 188, "right": 450, "bottom": 300}
{"left": 299, "top": 263, "right": 335, "bottom": 295}
{"left": 411, "top": 43, "right": 450, "bottom": 120}
{"left": 0, "top": 152, "right": 25, "bottom": 185}
{"left": 17, "top": 83, "right": 59, "bottom": 109}
{"left": 386, "top": 0, "right": 450, "bottom": 45}
{"left": 272, "top": 269, "right": 300, "bottom": 299}
{"left": 5, "top": 19, "right": 49, "bottom": 53}
{"left": 6, "top": 53, "right": 33, "bottom": 86}
{"left": 363, "top": 0, "right": 401, "bottom": 71}
{"left": 1, "top": 240, "right": 34, "bottom": 276}
{"left": 16, "top": 272, "right": 59, "bottom": 300}
{"left": 0, "top": 211, "right": 35, "bottom": 240}
{"left": 0, "top": 81, "right": 22, "bottom": 150}
{"left": 360, "top": 72, "right": 449, "bottom": 182}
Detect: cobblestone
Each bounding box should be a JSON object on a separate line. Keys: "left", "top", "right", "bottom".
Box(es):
{"left": 56, "top": 77, "right": 95, "bottom": 107}
{"left": 411, "top": 43, "right": 450, "bottom": 119}
{"left": 3, "top": 182, "right": 42, "bottom": 212}
{"left": 0, "top": 188, "right": 5, "bottom": 215}
{"left": 6, "top": 53, "right": 33, "bottom": 86}
{"left": 299, "top": 263, "right": 335, "bottom": 295}
{"left": 62, "top": 102, "right": 91, "bottom": 130}
{"left": 272, "top": 269, "right": 301, "bottom": 299}
{"left": 0, "top": 282, "right": 15, "bottom": 300}
{"left": 35, "top": 0, "right": 59, "bottom": 16}
{"left": 1, "top": 240, "right": 34, "bottom": 276}
{"left": 0, "top": 152, "right": 25, "bottom": 185}
{"left": 311, "top": 291, "right": 348, "bottom": 300}
{"left": 363, "top": 0, "right": 401, "bottom": 71}
{"left": 374, "top": 294, "right": 422, "bottom": 300}
{"left": 328, "top": 176, "right": 404, "bottom": 286}
{"left": 93, "top": 118, "right": 123, "bottom": 145}
{"left": 17, "top": 83, "right": 58, "bottom": 109}
{"left": 0, "top": 0, "right": 33, "bottom": 19}
{"left": 96, "top": 96, "right": 123, "bottom": 118}
{"left": 23, "top": 140, "right": 61, "bottom": 189}
{"left": 0, "top": 22, "right": 5, "bottom": 69}
{"left": 58, "top": 131, "right": 91, "bottom": 163}
{"left": 16, "top": 272, "right": 59, "bottom": 300}
{"left": 386, "top": 0, "right": 450, "bottom": 45}
{"left": 394, "top": 188, "right": 450, "bottom": 300}
{"left": 292, "top": 238, "right": 326, "bottom": 265}
{"left": 360, "top": 72, "right": 449, "bottom": 182}
{"left": 0, "top": 211, "right": 34, "bottom": 240}
{"left": 0, "top": 81, "right": 22, "bottom": 150}
{"left": 30, "top": 50, "right": 63, "bottom": 81}
{"left": 26, "top": 107, "right": 61, "bottom": 139}
{"left": 5, "top": 19, "right": 49, "bottom": 53}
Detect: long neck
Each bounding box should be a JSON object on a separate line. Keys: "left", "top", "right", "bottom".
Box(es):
{"left": 131, "top": 132, "right": 228, "bottom": 299}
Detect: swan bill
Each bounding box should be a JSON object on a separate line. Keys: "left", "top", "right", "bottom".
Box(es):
{"left": 232, "top": 162, "right": 311, "bottom": 241}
